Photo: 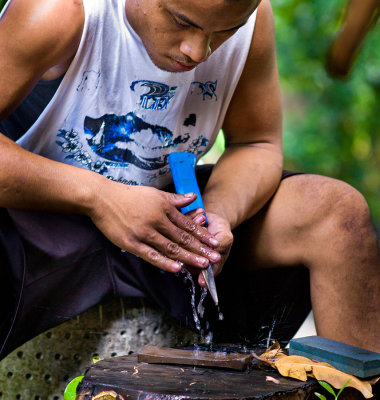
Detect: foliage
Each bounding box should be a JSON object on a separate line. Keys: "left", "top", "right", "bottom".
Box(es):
{"left": 63, "top": 357, "right": 101, "bottom": 399}
{"left": 315, "top": 379, "right": 351, "bottom": 400}
{"left": 205, "top": 1, "right": 380, "bottom": 223}
{"left": 64, "top": 376, "right": 84, "bottom": 400}
{"left": 254, "top": 344, "right": 372, "bottom": 398}
{"left": 272, "top": 0, "right": 380, "bottom": 222}
{"left": 0, "top": 0, "right": 7, "bottom": 13}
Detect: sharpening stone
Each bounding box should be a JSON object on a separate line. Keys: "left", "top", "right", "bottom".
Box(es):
{"left": 289, "top": 336, "right": 380, "bottom": 378}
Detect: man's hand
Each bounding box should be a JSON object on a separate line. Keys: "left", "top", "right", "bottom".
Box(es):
{"left": 188, "top": 210, "right": 233, "bottom": 287}
{"left": 89, "top": 182, "right": 221, "bottom": 274}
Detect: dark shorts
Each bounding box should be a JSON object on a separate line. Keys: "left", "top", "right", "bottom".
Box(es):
{"left": 0, "top": 167, "right": 310, "bottom": 360}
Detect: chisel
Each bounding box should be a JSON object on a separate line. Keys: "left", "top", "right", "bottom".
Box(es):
{"left": 168, "top": 152, "right": 219, "bottom": 306}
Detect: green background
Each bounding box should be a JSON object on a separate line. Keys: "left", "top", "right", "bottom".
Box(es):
{"left": 205, "top": 0, "right": 380, "bottom": 223}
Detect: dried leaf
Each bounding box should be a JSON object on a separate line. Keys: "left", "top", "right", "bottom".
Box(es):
{"left": 368, "top": 377, "right": 380, "bottom": 385}
{"left": 312, "top": 365, "right": 373, "bottom": 399}
{"left": 258, "top": 341, "right": 287, "bottom": 362}
{"left": 256, "top": 352, "right": 374, "bottom": 399}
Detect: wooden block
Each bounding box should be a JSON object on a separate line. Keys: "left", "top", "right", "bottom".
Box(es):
{"left": 137, "top": 344, "right": 253, "bottom": 371}
{"left": 289, "top": 336, "right": 380, "bottom": 378}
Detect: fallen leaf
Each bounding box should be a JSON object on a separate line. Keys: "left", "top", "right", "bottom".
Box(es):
{"left": 369, "top": 377, "right": 380, "bottom": 385}
{"left": 257, "top": 341, "right": 286, "bottom": 362}
{"left": 254, "top": 351, "right": 374, "bottom": 398}
{"left": 312, "top": 365, "right": 373, "bottom": 399}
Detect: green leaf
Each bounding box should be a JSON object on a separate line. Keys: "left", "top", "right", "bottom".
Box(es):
{"left": 314, "top": 392, "right": 327, "bottom": 400}
{"left": 336, "top": 378, "right": 351, "bottom": 399}
{"left": 64, "top": 376, "right": 84, "bottom": 400}
{"left": 0, "top": 0, "right": 7, "bottom": 12}
{"left": 318, "top": 380, "right": 337, "bottom": 397}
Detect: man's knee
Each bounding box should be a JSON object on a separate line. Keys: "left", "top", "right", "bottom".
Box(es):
{"left": 282, "top": 174, "right": 371, "bottom": 230}
{"left": 283, "top": 174, "right": 377, "bottom": 261}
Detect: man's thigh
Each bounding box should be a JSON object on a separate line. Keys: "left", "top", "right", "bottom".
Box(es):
{"left": 231, "top": 173, "right": 365, "bottom": 269}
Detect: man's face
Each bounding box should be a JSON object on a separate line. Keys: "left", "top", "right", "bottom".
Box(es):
{"left": 126, "top": 0, "right": 260, "bottom": 72}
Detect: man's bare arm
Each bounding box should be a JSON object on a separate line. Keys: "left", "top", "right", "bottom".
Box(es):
{"left": 203, "top": 0, "right": 283, "bottom": 231}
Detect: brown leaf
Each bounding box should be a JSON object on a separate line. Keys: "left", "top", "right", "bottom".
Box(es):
{"left": 312, "top": 365, "right": 373, "bottom": 399}
{"left": 256, "top": 353, "right": 374, "bottom": 398}
{"left": 258, "top": 341, "right": 287, "bottom": 362}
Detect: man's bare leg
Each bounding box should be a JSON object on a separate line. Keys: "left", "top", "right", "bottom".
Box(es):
{"left": 235, "top": 174, "right": 380, "bottom": 352}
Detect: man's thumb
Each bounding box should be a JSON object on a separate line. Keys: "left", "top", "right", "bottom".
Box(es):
{"left": 171, "top": 192, "right": 197, "bottom": 208}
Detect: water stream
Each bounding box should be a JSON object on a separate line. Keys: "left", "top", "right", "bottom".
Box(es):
{"left": 179, "top": 266, "right": 223, "bottom": 343}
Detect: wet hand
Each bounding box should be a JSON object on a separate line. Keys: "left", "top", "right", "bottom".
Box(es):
{"left": 89, "top": 182, "right": 221, "bottom": 273}
{"left": 187, "top": 211, "right": 233, "bottom": 287}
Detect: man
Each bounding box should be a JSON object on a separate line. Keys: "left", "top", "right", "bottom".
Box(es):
{"left": 327, "top": 0, "right": 379, "bottom": 79}
{"left": 0, "top": 0, "right": 379, "bottom": 361}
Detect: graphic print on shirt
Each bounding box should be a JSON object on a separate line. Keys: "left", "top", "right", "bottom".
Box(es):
{"left": 76, "top": 70, "right": 102, "bottom": 91}
{"left": 130, "top": 80, "right": 177, "bottom": 111}
{"left": 56, "top": 112, "right": 209, "bottom": 184}
{"left": 191, "top": 80, "right": 218, "bottom": 101}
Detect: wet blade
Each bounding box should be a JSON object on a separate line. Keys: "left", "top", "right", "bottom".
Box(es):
{"left": 202, "top": 264, "right": 218, "bottom": 306}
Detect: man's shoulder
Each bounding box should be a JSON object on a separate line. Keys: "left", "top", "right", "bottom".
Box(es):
{"left": 0, "top": 0, "right": 84, "bottom": 72}
{"left": 0, "top": 0, "right": 84, "bottom": 45}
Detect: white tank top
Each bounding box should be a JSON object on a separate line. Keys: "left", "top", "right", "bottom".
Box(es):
{"left": 16, "top": 0, "right": 256, "bottom": 188}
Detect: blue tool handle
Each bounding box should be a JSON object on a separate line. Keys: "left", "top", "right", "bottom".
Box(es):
{"left": 168, "top": 152, "right": 205, "bottom": 215}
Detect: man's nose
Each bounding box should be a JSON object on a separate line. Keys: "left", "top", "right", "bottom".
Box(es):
{"left": 179, "top": 33, "right": 212, "bottom": 64}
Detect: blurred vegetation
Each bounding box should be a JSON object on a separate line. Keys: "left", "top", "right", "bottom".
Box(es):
{"left": 274, "top": 0, "right": 380, "bottom": 223}
{"left": 0, "top": 0, "right": 6, "bottom": 13}
{"left": 205, "top": 0, "right": 380, "bottom": 223}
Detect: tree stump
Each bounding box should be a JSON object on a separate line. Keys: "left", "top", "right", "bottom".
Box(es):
{"left": 76, "top": 353, "right": 329, "bottom": 400}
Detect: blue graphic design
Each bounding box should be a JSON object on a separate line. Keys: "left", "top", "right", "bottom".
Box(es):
{"left": 77, "top": 70, "right": 102, "bottom": 91}
{"left": 191, "top": 80, "right": 218, "bottom": 101}
{"left": 56, "top": 112, "right": 209, "bottom": 181}
{"left": 130, "top": 80, "right": 177, "bottom": 110}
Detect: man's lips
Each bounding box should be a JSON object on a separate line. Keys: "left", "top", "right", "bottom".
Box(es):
{"left": 171, "top": 59, "right": 198, "bottom": 71}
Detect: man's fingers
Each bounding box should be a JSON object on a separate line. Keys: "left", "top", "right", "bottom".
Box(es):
{"left": 148, "top": 233, "right": 211, "bottom": 269}
{"left": 186, "top": 208, "right": 205, "bottom": 219}
{"left": 160, "top": 216, "right": 221, "bottom": 264}
{"left": 168, "top": 209, "right": 220, "bottom": 248}
{"left": 136, "top": 242, "right": 183, "bottom": 273}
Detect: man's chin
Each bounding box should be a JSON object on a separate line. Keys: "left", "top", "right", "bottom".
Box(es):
{"left": 149, "top": 54, "right": 196, "bottom": 73}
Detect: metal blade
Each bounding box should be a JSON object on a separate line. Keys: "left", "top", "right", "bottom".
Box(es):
{"left": 202, "top": 264, "right": 218, "bottom": 306}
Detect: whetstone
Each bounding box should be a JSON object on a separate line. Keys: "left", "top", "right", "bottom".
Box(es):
{"left": 137, "top": 344, "right": 253, "bottom": 371}
{"left": 289, "top": 336, "right": 380, "bottom": 378}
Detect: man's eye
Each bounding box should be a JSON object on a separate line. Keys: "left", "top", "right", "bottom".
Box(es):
{"left": 173, "top": 17, "right": 190, "bottom": 29}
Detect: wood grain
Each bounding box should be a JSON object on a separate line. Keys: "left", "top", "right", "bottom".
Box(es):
{"left": 137, "top": 345, "right": 253, "bottom": 371}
